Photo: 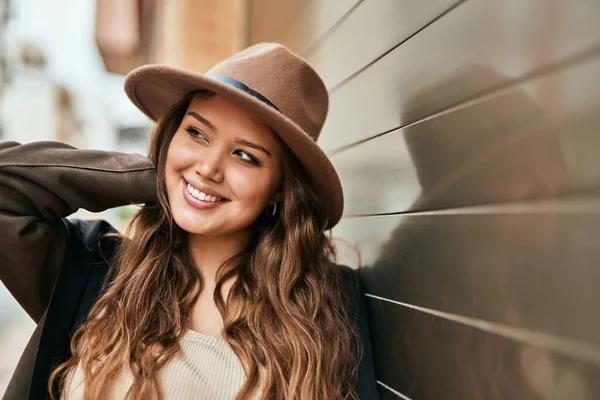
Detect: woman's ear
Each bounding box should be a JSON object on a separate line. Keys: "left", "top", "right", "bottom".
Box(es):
{"left": 271, "top": 191, "right": 282, "bottom": 204}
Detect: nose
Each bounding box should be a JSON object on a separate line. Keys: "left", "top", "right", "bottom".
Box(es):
{"left": 194, "top": 148, "right": 225, "bottom": 183}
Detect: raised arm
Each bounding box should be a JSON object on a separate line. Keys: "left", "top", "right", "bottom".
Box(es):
{"left": 0, "top": 140, "right": 157, "bottom": 322}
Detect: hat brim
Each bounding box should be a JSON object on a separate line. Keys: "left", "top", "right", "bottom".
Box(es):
{"left": 124, "top": 65, "right": 343, "bottom": 229}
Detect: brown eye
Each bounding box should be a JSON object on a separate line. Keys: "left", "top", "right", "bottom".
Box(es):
{"left": 235, "top": 150, "right": 260, "bottom": 166}
{"left": 186, "top": 125, "right": 207, "bottom": 141}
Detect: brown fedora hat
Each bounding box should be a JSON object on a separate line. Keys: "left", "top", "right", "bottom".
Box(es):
{"left": 124, "top": 42, "right": 343, "bottom": 229}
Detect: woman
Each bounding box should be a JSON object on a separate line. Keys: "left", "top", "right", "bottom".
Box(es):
{"left": 0, "top": 43, "right": 379, "bottom": 399}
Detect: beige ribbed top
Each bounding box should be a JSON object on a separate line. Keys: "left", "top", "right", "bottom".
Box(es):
{"left": 61, "top": 329, "right": 258, "bottom": 400}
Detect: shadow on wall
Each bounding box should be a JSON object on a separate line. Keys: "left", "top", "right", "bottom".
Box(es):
{"left": 363, "top": 65, "right": 600, "bottom": 399}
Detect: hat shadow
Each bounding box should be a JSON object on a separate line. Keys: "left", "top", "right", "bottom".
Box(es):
{"left": 402, "top": 65, "right": 566, "bottom": 212}
{"left": 360, "top": 64, "right": 585, "bottom": 398}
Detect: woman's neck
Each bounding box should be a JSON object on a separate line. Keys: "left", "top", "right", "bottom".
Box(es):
{"left": 187, "top": 229, "right": 250, "bottom": 286}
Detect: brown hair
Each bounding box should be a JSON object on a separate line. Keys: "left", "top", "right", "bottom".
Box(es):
{"left": 48, "top": 90, "right": 362, "bottom": 399}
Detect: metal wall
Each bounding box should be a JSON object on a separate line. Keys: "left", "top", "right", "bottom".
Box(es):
{"left": 250, "top": 0, "right": 600, "bottom": 398}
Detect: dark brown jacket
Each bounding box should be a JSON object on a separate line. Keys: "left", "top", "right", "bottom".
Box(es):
{"left": 0, "top": 140, "right": 380, "bottom": 399}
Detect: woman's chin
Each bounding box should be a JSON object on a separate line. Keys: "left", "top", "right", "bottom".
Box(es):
{"left": 172, "top": 213, "right": 214, "bottom": 235}
{"left": 170, "top": 205, "right": 256, "bottom": 238}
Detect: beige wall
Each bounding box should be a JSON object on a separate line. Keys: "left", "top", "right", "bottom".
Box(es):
{"left": 95, "top": 0, "right": 248, "bottom": 75}
{"left": 156, "top": 0, "right": 248, "bottom": 72}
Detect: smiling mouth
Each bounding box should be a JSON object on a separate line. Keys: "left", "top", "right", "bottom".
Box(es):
{"left": 184, "top": 179, "right": 229, "bottom": 203}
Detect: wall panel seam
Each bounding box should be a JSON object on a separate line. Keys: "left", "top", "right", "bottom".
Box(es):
{"left": 327, "top": 42, "right": 600, "bottom": 156}
{"left": 302, "top": 0, "right": 366, "bottom": 56}
{"left": 327, "top": 0, "right": 468, "bottom": 93}
{"left": 340, "top": 196, "right": 600, "bottom": 218}
{"left": 377, "top": 381, "right": 413, "bottom": 400}
{"left": 365, "top": 294, "right": 600, "bottom": 366}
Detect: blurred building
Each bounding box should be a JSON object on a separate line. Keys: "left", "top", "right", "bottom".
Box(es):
{"left": 94, "top": 0, "right": 248, "bottom": 75}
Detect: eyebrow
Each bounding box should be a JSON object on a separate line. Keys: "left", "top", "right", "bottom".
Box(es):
{"left": 186, "top": 111, "right": 272, "bottom": 158}
{"left": 187, "top": 111, "right": 217, "bottom": 132}
{"left": 234, "top": 138, "right": 272, "bottom": 158}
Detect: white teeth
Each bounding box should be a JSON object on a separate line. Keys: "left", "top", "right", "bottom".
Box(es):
{"left": 186, "top": 182, "right": 222, "bottom": 202}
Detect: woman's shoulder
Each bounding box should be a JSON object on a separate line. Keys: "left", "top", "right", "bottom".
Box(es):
{"left": 335, "top": 265, "right": 380, "bottom": 398}
{"left": 337, "top": 264, "right": 360, "bottom": 288}
{"left": 335, "top": 264, "right": 366, "bottom": 310}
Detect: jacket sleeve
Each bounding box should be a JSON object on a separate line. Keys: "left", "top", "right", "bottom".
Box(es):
{"left": 0, "top": 140, "right": 157, "bottom": 323}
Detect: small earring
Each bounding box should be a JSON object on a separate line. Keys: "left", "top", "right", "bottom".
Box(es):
{"left": 266, "top": 202, "right": 277, "bottom": 217}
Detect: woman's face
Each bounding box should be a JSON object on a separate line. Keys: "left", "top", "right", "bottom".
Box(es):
{"left": 165, "top": 94, "right": 283, "bottom": 238}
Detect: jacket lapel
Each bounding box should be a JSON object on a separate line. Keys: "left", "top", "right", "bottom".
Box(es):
{"left": 27, "top": 225, "right": 95, "bottom": 400}
{"left": 24, "top": 219, "right": 116, "bottom": 400}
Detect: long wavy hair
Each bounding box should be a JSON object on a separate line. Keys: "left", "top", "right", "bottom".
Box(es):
{"left": 48, "top": 90, "right": 362, "bottom": 400}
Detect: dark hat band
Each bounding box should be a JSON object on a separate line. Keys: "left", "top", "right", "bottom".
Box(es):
{"left": 206, "top": 74, "right": 281, "bottom": 113}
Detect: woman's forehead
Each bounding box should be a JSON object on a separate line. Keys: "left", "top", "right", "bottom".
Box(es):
{"left": 186, "top": 94, "right": 274, "bottom": 138}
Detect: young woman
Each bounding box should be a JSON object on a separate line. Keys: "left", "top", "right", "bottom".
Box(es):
{"left": 0, "top": 43, "right": 379, "bottom": 400}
